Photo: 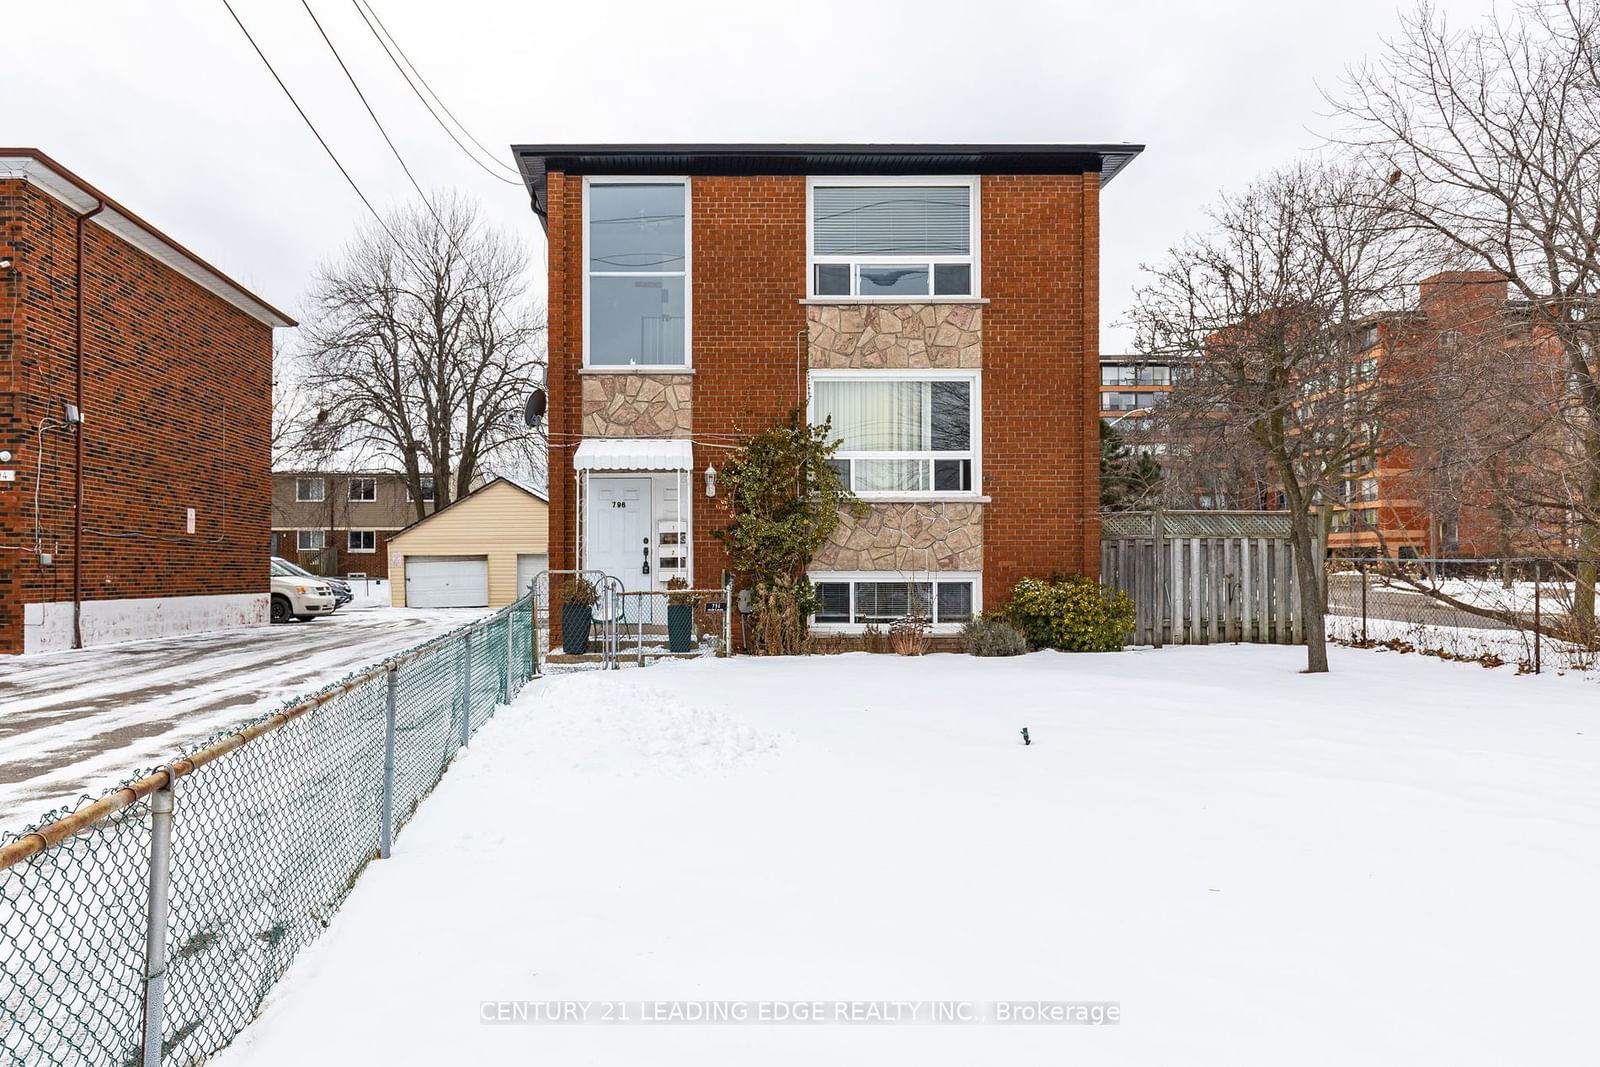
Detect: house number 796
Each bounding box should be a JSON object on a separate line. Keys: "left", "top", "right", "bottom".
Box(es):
{"left": 611, "top": 501, "right": 627, "bottom": 508}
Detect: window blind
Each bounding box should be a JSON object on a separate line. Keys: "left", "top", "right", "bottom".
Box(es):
{"left": 813, "top": 186, "right": 970, "bottom": 256}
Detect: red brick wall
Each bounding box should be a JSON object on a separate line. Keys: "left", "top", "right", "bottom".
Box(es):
{"left": 0, "top": 179, "right": 275, "bottom": 653}
{"left": 541, "top": 169, "right": 1101, "bottom": 626}
{"left": 979, "top": 173, "right": 1101, "bottom": 607}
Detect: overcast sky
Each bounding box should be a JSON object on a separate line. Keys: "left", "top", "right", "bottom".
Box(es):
{"left": 7, "top": 0, "right": 1495, "bottom": 353}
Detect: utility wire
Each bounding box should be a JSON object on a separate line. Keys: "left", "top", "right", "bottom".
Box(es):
{"left": 218, "top": 0, "right": 408, "bottom": 251}
{"left": 297, "top": 0, "right": 540, "bottom": 349}
{"left": 349, "top": 0, "right": 521, "bottom": 183}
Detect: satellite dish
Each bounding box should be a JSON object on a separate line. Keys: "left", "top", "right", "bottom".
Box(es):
{"left": 523, "top": 388, "right": 547, "bottom": 428}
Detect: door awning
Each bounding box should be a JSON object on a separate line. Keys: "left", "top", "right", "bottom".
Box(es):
{"left": 573, "top": 437, "right": 694, "bottom": 472}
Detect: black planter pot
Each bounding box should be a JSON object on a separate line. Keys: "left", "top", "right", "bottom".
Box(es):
{"left": 561, "top": 603, "right": 593, "bottom": 655}
{"left": 667, "top": 603, "right": 694, "bottom": 653}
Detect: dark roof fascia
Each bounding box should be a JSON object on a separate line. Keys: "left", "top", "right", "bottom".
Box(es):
{"left": 510, "top": 142, "right": 1145, "bottom": 228}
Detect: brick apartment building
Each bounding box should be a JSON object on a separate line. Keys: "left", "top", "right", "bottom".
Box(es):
{"left": 0, "top": 149, "right": 293, "bottom": 654}
{"left": 513, "top": 143, "right": 1142, "bottom": 635}
{"left": 270, "top": 471, "right": 441, "bottom": 578}
{"left": 1327, "top": 271, "right": 1570, "bottom": 558}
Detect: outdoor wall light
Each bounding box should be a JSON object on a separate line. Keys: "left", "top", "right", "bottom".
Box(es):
{"left": 0, "top": 257, "right": 13, "bottom": 271}
{"left": 704, "top": 464, "right": 717, "bottom": 498}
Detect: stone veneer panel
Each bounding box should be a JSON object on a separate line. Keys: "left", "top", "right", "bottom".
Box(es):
{"left": 813, "top": 502, "right": 983, "bottom": 572}
{"left": 581, "top": 374, "right": 693, "bottom": 437}
{"left": 807, "top": 304, "right": 982, "bottom": 368}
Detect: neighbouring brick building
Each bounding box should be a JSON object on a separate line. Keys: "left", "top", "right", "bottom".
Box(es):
{"left": 270, "top": 470, "right": 440, "bottom": 578}
{"left": 0, "top": 149, "right": 293, "bottom": 654}
{"left": 513, "top": 143, "right": 1142, "bottom": 637}
{"left": 1327, "top": 271, "right": 1572, "bottom": 558}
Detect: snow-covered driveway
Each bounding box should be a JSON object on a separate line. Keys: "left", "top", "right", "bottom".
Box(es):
{"left": 0, "top": 604, "right": 488, "bottom": 826}
{"left": 212, "top": 647, "right": 1599, "bottom": 1067}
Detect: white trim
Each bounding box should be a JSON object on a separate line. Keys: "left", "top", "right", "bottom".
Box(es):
{"left": 807, "top": 570, "right": 981, "bottom": 634}
{"left": 800, "top": 297, "right": 989, "bottom": 306}
{"left": 582, "top": 175, "right": 692, "bottom": 370}
{"left": 806, "top": 175, "right": 981, "bottom": 300}
{"left": 808, "top": 368, "right": 983, "bottom": 500}
{"left": 0, "top": 156, "right": 293, "bottom": 328}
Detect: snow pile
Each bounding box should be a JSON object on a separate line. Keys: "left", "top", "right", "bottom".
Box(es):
{"left": 532, "top": 670, "right": 777, "bottom": 776}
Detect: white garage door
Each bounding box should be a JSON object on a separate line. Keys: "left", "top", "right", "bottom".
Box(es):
{"left": 516, "top": 553, "right": 549, "bottom": 600}
{"left": 405, "top": 556, "right": 489, "bottom": 608}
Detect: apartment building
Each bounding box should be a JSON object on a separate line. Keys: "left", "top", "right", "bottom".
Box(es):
{"left": 514, "top": 143, "right": 1143, "bottom": 637}
{"left": 1328, "top": 271, "right": 1569, "bottom": 557}
{"left": 1, "top": 149, "right": 292, "bottom": 653}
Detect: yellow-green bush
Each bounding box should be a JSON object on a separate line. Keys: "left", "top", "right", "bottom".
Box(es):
{"left": 1003, "top": 576, "right": 1136, "bottom": 652}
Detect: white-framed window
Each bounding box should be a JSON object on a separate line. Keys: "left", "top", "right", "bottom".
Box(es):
{"left": 584, "top": 177, "right": 690, "bottom": 367}
{"left": 809, "top": 572, "right": 979, "bottom": 629}
{"left": 808, "top": 177, "right": 978, "bottom": 299}
{"left": 810, "top": 369, "right": 980, "bottom": 496}
{"left": 296, "top": 529, "right": 326, "bottom": 551}
{"left": 405, "top": 476, "right": 436, "bottom": 503}
{"left": 349, "top": 477, "right": 377, "bottom": 502}
{"left": 348, "top": 530, "right": 377, "bottom": 553}
{"left": 295, "top": 477, "right": 325, "bottom": 503}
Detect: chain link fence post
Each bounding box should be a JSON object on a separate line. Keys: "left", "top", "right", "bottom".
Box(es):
{"left": 501, "top": 613, "right": 512, "bottom": 707}
{"left": 1359, "top": 558, "right": 1368, "bottom": 644}
{"left": 1534, "top": 559, "right": 1542, "bottom": 675}
{"left": 380, "top": 667, "right": 397, "bottom": 859}
{"left": 141, "top": 779, "right": 176, "bottom": 1067}
{"left": 461, "top": 629, "right": 475, "bottom": 750}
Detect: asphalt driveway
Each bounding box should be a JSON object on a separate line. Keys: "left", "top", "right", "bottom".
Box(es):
{"left": 0, "top": 604, "right": 489, "bottom": 829}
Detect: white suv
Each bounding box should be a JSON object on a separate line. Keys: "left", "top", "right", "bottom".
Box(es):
{"left": 270, "top": 562, "right": 337, "bottom": 623}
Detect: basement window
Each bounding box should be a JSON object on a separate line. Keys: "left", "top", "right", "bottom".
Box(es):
{"left": 809, "top": 574, "right": 978, "bottom": 627}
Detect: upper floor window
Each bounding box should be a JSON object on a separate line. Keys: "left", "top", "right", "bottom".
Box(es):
{"left": 809, "top": 180, "right": 976, "bottom": 299}
{"left": 349, "top": 477, "right": 377, "bottom": 502}
{"left": 811, "top": 371, "right": 978, "bottom": 495}
{"left": 406, "top": 476, "right": 436, "bottom": 503}
{"left": 295, "top": 477, "right": 325, "bottom": 503}
{"left": 586, "top": 180, "right": 688, "bottom": 366}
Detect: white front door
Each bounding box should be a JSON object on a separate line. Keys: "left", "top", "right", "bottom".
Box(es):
{"left": 586, "top": 478, "right": 653, "bottom": 596}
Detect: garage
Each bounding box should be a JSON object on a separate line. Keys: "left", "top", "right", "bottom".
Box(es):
{"left": 386, "top": 478, "right": 549, "bottom": 610}
{"left": 404, "top": 557, "right": 489, "bottom": 608}
{"left": 516, "top": 553, "right": 549, "bottom": 599}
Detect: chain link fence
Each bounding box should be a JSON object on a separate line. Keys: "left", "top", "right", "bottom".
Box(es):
{"left": 1326, "top": 558, "right": 1600, "bottom": 673}
{"left": 1, "top": 592, "right": 537, "bottom": 1066}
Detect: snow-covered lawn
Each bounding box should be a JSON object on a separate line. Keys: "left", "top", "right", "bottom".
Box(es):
{"left": 212, "top": 647, "right": 1599, "bottom": 1066}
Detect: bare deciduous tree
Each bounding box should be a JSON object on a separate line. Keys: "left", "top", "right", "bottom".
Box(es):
{"left": 1332, "top": 0, "right": 1600, "bottom": 631}
{"left": 1131, "top": 161, "right": 1418, "bottom": 673}
{"left": 291, "top": 194, "right": 546, "bottom": 520}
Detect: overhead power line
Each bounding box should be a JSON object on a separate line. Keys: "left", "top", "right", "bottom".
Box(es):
{"left": 219, "top": 0, "right": 411, "bottom": 252}
{"left": 349, "top": 0, "right": 522, "bottom": 184}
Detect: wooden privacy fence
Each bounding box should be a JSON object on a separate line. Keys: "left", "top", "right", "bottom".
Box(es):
{"left": 1100, "top": 510, "right": 1324, "bottom": 647}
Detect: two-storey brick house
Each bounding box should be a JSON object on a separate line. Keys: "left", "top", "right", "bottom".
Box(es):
{"left": 514, "top": 143, "right": 1142, "bottom": 637}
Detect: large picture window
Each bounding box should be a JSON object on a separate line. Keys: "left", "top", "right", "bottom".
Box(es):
{"left": 811, "top": 372, "right": 978, "bottom": 495}
{"left": 809, "top": 180, "right": 976, "bottom": 299}
{"left": 810, "top": 574, "right": 977, "bottom": 627}
{"left": 587, "top": 180, "right": 688, "bottom": 366}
